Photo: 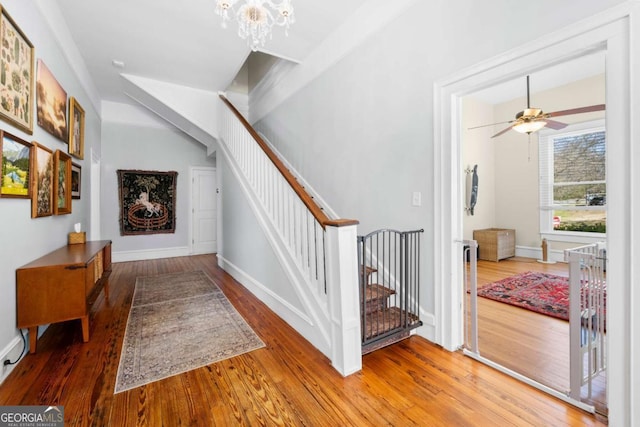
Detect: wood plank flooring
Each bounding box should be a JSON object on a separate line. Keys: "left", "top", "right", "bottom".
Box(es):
{"left": 470, "top": 257, "right": 607, "bottom": 414}
{"left": 0, "top": 254, "right": 606, "bottom": 426}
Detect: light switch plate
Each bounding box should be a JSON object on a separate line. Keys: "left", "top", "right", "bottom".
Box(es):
{"left": 412, "top": 191, "right": 421, "bottom": 206}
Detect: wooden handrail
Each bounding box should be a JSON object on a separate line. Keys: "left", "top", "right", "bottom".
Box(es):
{"left": 219, "top": 94, "right": 358, "bottom": 229}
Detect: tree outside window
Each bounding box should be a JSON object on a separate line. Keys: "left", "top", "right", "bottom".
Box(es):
{"left": 539, "top": 120, "right": 606, "bottom": 237}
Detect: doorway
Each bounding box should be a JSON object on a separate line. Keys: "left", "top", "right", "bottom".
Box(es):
{"left": 432, "top": 12, "right": 632, "bottom": 419}
{"left": 191, "top": 167, "right": 217, "bottom": 254}
{"left": 460, "top": 55, "right": 607, "bottom": 412}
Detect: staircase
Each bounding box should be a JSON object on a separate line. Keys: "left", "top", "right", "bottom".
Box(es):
{"left": 217, "top": 94, "right": 363, "bottom": 376}
{"left": 358, "top": 229, "right": 423, "bottom": 354}
{"left": 217, "top": 94, "right": 422, "bottom": 367}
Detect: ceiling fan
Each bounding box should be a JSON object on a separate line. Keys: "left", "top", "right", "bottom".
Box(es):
{"left": 469, "top": 75, "right": 605, "bottom": 138}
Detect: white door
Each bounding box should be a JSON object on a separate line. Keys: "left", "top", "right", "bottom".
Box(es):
{"left": 191, "top": 167, "right": 217, "bottom": 254}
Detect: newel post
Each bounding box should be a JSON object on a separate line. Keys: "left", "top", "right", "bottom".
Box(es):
{"left": 324, "top": 219, "right": 362, "bottom": 376}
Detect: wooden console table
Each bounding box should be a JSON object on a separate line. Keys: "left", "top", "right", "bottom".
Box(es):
{"left": 16, "top": 240, "right": 112, "bottom": 354}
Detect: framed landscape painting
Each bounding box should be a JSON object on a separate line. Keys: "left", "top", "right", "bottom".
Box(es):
{"left": 53, "top": 149, "right": 71, "bottom": 214}
{"left": 31, "top": 141, "right": 53, "bottom": 218}
{"left": 0, "top": 130, "right": 31, "bottom": 198}
{"left": 71, "top": 162, "right": 80, "bottom": 199}
{"left": 0, "top": 6, "right": 34, "bottom": 134}
{"left": 36, "top": 59, "right": 67, "bottom": 142}
{"left": 68, "top": 97, "right": 84, "bottom": 159}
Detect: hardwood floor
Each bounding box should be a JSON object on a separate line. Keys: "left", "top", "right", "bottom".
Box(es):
{"left": 0, "top": 254, "right": 606, "bottom": 426}
{"left": 470, "top": 257, "right": 607, "bottom": 415}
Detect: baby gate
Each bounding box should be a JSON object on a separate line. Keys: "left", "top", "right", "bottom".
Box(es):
{"left": 564, "top": 243, "right": 607, "bottom": 407}
{"left": 357, "top": 229, "right": 423, "bottom": 353}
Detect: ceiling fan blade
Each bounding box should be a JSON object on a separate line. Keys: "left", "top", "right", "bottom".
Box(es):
{"left": 468, "top": 120, "right": 514, "bottom": 130}
{"left": 544, "top": 119, "right": 568, "bottom": 130}
{"left": 547, "top": 104, "right": 605, "bottom": 118}
{"left": 491, "top": 125, "right": 514, "bottom": 138}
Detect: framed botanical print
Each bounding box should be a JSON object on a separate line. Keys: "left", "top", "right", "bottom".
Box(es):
{"left": 68, "top": 97, "right": 84, "bottom": 159}
{"left": 0, "top": 5, "right": 34, "bottom": 134}
{"left": 0, "top": 130, "right": 31, "bottom": 198}
{"left": 71, "top": 162, "right": 80, "bottom": 199}
{"left": 36, "top": 59, "right": 68, "bottom": 142}
{"left": 31, "top": 141, "right": 53, "bottom": 218}
{"left": 54, "top": 149, "right": 71, "bottom": 214}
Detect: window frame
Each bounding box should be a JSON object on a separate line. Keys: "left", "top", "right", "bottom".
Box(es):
{"left": 538, "top": 119, "right": 606, "bottom": 243}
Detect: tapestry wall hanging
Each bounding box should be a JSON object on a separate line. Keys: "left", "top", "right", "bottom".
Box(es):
{"left": 117, "top": 169, "right": 177, "bottom": 235}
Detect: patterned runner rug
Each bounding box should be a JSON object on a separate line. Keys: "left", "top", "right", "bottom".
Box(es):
{"left": 477, "top": 271, "right": 602, "bottom": 321}
{"left": 115, "top": 270, "right": 264, "bottom": 393}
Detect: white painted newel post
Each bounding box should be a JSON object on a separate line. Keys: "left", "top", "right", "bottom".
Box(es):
{"left": 325, "top": 221, "right": 362, "bottom": 376}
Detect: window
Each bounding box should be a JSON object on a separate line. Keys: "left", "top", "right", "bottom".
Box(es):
{"left": 539, "top": 120, "right": 606, "bottom": 240}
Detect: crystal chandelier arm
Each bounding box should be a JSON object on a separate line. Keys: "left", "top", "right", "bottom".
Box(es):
{"left": 266, "top": 0, "right": 294, "bottom": 26}
{"left": 220, "top": 0, "right": 240, "bottom": 8}
{"left": 215, "top": 0, "right": 240, "bottom": 27}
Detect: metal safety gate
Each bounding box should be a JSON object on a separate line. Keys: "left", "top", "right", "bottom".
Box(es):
{"left": 357, "top": 229, "right": 423, "bottom": 353}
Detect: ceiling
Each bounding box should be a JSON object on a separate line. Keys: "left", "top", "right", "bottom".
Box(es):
{"left": 53, "top": 0, "right": 371, "bottom": 105}
{"left": 51, "top": 1, "right": 606, "bottom": 118}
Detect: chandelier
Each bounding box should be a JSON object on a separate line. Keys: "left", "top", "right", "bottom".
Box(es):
{"left": 215, "top": 0, "right": 295, "bottom": 51}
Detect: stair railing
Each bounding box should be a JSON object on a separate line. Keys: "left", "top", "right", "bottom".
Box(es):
{"left": 217, "top": 94, "right": 361, "bottom": 376}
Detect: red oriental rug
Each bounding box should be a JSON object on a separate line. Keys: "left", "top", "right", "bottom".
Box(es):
{"left": 477, "top": 271, "right": 605, "bottom": 322}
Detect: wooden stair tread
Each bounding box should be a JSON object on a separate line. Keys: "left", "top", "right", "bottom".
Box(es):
{"left": 361, "top": 265, "right": 377, "bottom": 275}
{"left": 363, "top": 283, "right": 395, "bottom": 300}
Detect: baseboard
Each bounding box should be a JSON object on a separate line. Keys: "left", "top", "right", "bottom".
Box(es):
{"left": 515, "top": 246, "right": 565, "bottom": 263}
{"left": 218, "top": 255, "right": 331, "bottom": 355}
{"left": 0, "top": 333, "right": 27, "bottom": 386}
{"left": 219, "top": 255, "right": 314, "bottom": 327}
{"left": 416, "top": 309, "right": 437, "bottom": 343}
{"left": 113, "top": 246, "right": 191, "bottom": 263}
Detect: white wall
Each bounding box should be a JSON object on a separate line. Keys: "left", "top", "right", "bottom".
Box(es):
{"left": 0, "top": 1, "right": 100, "bottom": 382}
{"left": 250, "top": 0, "right": 624, "bottom": 319}
{"left": 100, "top": 118, "right": 215, "bottom": 260}
{"left": 462, "top": 97, "right": 496, "bottom": 239}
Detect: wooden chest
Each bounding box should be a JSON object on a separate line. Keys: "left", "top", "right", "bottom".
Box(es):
{"left": 473, "top": 228, "right": 515, "bottom": 262}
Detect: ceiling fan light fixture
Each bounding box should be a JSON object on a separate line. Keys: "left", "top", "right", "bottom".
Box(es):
{"left": 478, "top": 76, "right": 604, "bottom": 139}
{"left": 512, "top": 120, "right": 547, "bottom": 134}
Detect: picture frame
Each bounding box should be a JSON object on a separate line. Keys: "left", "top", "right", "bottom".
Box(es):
{"left": 53, "top": 149, "right": 71, "bottom": 214}
{"left": 0, "top": 129, "right": 31, "bottom": 198}
{"left": 36, "top": 59, "right": 67, "bottom": 142}
{"left": 68, "top": 97, "right": 84, "bottom": 159}
{"left": 31, "top": 141, "right": 53, "bottom": 218}
{"left": 0, "top": 6, "right": 34, "bottom": 134}
{"left": 71, "top": 162, "right": 80, "bottom": 199}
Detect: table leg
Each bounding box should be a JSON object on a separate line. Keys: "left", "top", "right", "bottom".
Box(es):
{"left": 28, "top": 327, "right": 37, "bottom": 354}
{"left": 81, "top": 316, "right": 89, "bottom": 342}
